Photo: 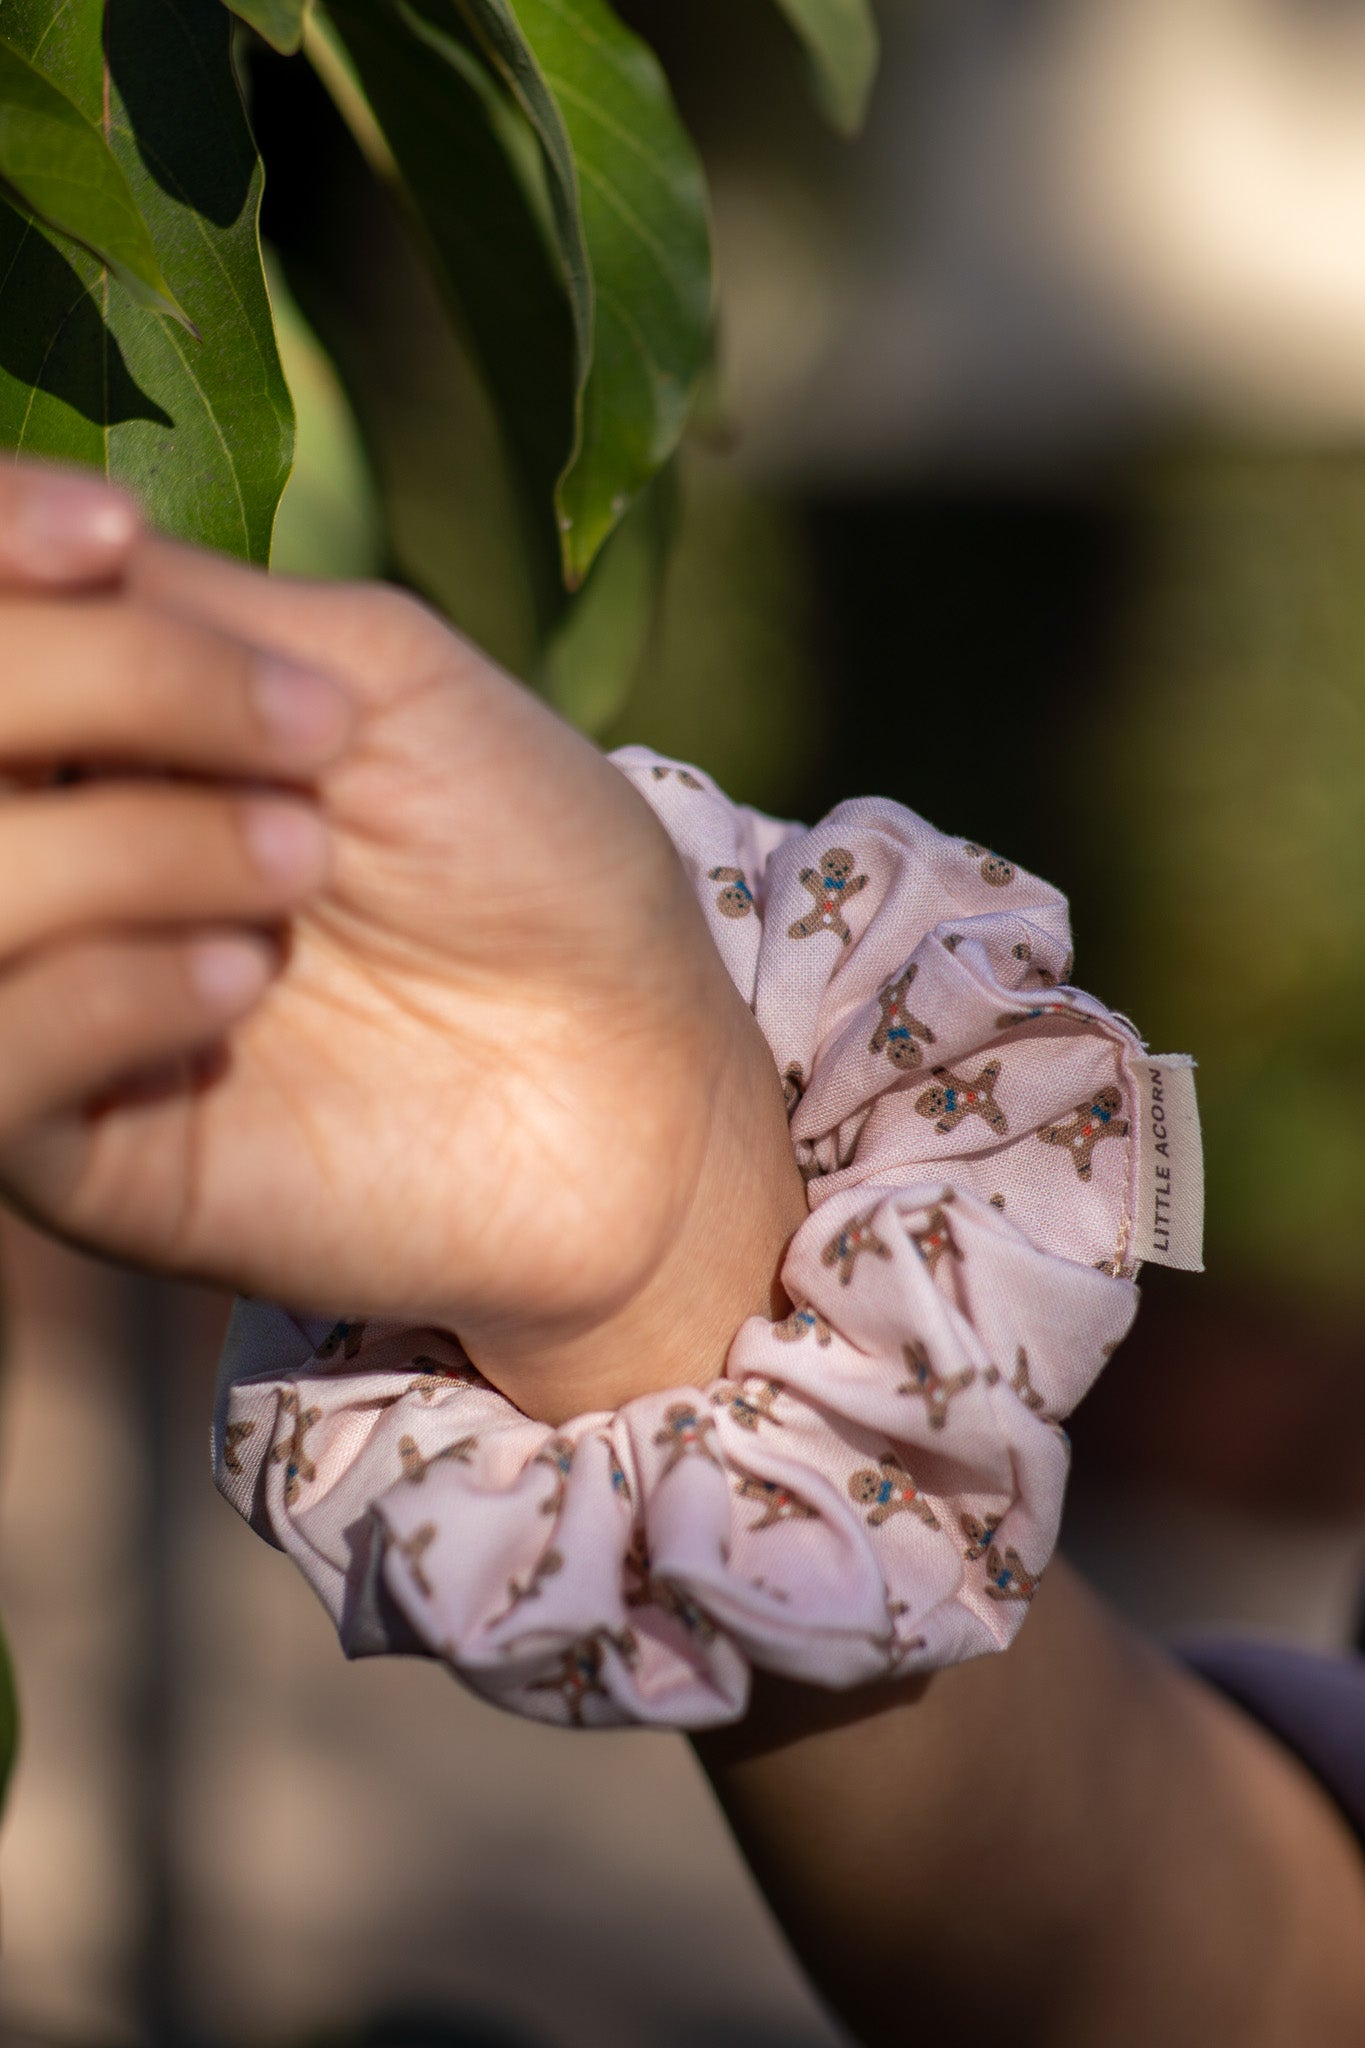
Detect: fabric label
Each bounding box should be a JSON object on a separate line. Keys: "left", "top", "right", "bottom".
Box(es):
{"left": 1131, "top": 1056, "right": 1204, "bottom": 1271}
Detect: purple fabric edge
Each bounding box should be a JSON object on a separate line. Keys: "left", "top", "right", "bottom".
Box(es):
{"left": 1177, "top": 1637, "right": 1365, "bottom": 1849}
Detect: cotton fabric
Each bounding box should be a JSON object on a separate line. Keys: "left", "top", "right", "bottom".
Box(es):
{"left": 215, "top": 750, "right": 1190, "bottom": 1729}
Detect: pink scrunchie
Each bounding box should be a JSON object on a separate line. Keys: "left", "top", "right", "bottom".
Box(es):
{"left": 215, "top": 748, "right": 1193, "bottom": 1728}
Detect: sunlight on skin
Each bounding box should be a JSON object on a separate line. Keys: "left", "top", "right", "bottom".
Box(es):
{"left": 0, "top": 528, "right": 806, "bottom": 1423}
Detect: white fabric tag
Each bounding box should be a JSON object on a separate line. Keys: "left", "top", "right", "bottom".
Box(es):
{"left": 1131, "top": 1056, "right": 1204, "bottom": 1271}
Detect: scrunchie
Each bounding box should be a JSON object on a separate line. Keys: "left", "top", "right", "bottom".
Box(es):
{"left": 214, "top": 749, "right": 1202, "bottom": 1729}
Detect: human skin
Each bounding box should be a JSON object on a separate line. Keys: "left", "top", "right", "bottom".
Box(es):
{"left": 0, "top": 461, "right": 806, "bottom": 1422}
{"left": 0, "top": 460, "right": 1361, "bottom": 2044}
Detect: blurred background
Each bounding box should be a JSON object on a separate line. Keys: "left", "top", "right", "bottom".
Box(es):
{"left": 4, "top": 0, "right": 1365, "bottom": 2040}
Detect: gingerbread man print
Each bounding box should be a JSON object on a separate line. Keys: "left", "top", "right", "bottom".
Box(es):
{"left": 897, "top": 1342, "right": 976, "bottom": 1430}
{"left": 394, "top": 1521, "right": 438, "bottom": 1598}
{"left": 848, "top": 1455, "right": 941, "bottom": 1529}
{"left": 772, "top": 1304, "right": 833, "bottom": 1346}
{"left": 650, "top": 765, "right": 704, "bottom": 790}
{"left": 315, "top": 1319, "right": 366, "bottom": 1364}
{"left": 709, "top": 866, "right": 755, "bottom": 919}
{"left": 490, "top": 1547, "right": 563, "bottom": 1628}
{"left": 960, "top": 1511, "right": 1003, "bottom": 1562}
{"left": 712, "top": 1379, "right": 784, "bottom": 1431}
{"left": 398, "top": 1433, "right": 477, "bottom": 1483}
{"left": 963, "top": 842, "right": 1015, "bottom": 887}
{"left": 994, "top": 997, "right": 1076, "bottom": 1030}
{"left": 909, "top": 1200, "right": 962, "bottom": 1277}
{"left": 788, "top": 848, "right": 869, "bottom": 945}
{"left": 735, "top": 1474, "right": 819, "bottom": 1531}
{"left": 915, "top": 1062, "right": 1008, "bottom": 1137}
{"left": 821, "top": 1209, "right": 893, "bottom": 1285}
{"left": 535, "top": 1435, "right": 576, "bottom": 1516}
{"left": 270, "top": 1391, "right": 320, "bottom": 1506}
{"left": 222, "top": 1418, "right": 256, "bottom": 1475}
{"left": 527, "top": 1633, "right": 635, "bottom": 1726}
{"left": 869, "top": 965, "right": 936, "bottom": 1071}
{"left": 408, "top": 1352, "right": 489, "bottom": 1398}
{"left": 983, "top": 1545, "right": 1040, "bottom": 1602}
{"left": 1040, "top": 1087, "right": 1129, "bottom": 1180}
{"left": 652, "top": 1404, "right": 721, "bottom": 1478}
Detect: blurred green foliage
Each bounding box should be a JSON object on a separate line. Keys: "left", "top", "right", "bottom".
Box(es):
{"left": 1089, "top": 454, "right": 1365, "bottom": 1306}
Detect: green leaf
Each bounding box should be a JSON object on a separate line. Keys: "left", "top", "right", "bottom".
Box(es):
{"left": 770, "top": 0, "right": 879, "bottom": 136}
{"left": 0, "top": 0, "right": 294, "bottom": 563}
{"left": 225, "top": 0, "right": 312, "bottom": 54}
{"left": 0, "top": 35, "right": 189, "bottom": 323}
{"left": 316, "top": 0, "right": 573, "bottom": 621}
{"left": 446, "top": 0, "right": 712, "bottom": 587}
{"left": 543, "top": 458, "right": 675, "bottom": 729}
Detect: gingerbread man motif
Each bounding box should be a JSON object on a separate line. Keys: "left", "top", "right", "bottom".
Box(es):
{"left": 269, "top": 1391, "right": 321, "bottom": 1506}
{"left": 915, "top": 1061, "right": 1008, "bottom": 1137}
{"left": 605, "top": 1440, "right": 633, "bottom": 1503}
{"left": 787, "top": 848, "right": 869, "bottom": 945}
{"left": 963, "top": 841, "right": 1015, "bottom": 887}
{"left": 982, "top": 1344, "right": 1045, "bottom": 1412}
{"left": 909, "top": 1200, "right": 962, "bottom": 1277}
{"left": 1040, "top": 1086, "right": 1129, "bottom": 1180}
{"left": 1010, "top": 1346, "right": 1045, "bottom": 1413}
{"left": 222, "top": 1418, "right": 256, "bottom": 1475}
{"left": 394, "top": 1521, "right": 438, "bottom": 1598}
{"left": 735, "top": 1474, "right": 819, "bottom": 1531}
{"left": 652, "top": 1404, "right": 721, "bottom": 1478}
{"left": 994, "top": 998, "right": 1076, "bottom": 1030}
{"left": 712, "top": 1379, "right": 784, "bottom": 1431}
{"left": 708, "top": 866, "right": 755, "bottom": 919}
{"left": 405, "top": 1365, "right": 479, "bottom": 1402}
{"left": 398, "top": 1433, "right": 477, "bottom": 1484}
{"left": 772, "top": 1304, "right": 833, "bottom": 1346}
{"left": 821, "top": 1209, "right": 892, "bottom": 1285}
{"left": 490, "top": 1547, "right": 563, "bottom": 1628}
{"left": 875, "top": 1601, "right": 930, "bottom": 1670}
{"left": 526, "top": 1634, "right": 631, "bottom": 1726}
{"left": 869, "top": 966, "right": 936, "bottom": 1071}
{"left": 1012, "top": 938, "right": 1062, "bottom": 987}
{"left": 650, "top": 765, "right": 704, "bottom": 790}
{"left": 897, "top": 1341, "right": 976, "bottom": 1430}
{"left": 535, "top": 1435, "right": 576, "bottom": 1515}
{"left": 408, "top": 1352, "right": 489, "bottom": 1398}
{"left": 315, "top": 1319, "right": 366, "bottom": 1363}
{"left": 625, "top": 1535, "right": 718, "bottom": 1640}
{"left": 983, "top": 1545, "right": 1040, "bottom": 1603}
{"left": 960, "top": 1510, "right": 1003, "bottom": 1562}
{"left": 848, "top": 1455, "right": 941, "bottom": 1529}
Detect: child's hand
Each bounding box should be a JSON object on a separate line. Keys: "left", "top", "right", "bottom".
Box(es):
{"left": 0, "top": 464, "right": 804, "bottom": 1420}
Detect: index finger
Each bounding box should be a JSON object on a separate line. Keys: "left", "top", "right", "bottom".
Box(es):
{"left": 0, "top": 459, "right": 139, "bottom": 589}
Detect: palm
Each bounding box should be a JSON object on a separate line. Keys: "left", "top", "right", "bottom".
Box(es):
{"left": 30, "top": 571, "right": 742, "bottom": 1349}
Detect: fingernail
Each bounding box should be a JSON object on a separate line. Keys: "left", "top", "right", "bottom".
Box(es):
{"left": 17, "top": 474, "right": 138, "bottom": 574}
{"left": 241, "top": 799, "right": 328, "bottom": 882}
{"left": 189, "top": 935, "right": 276, "bottom": 1009}
{"left": 251, "top": 656, "right": 351, "bottom": 758}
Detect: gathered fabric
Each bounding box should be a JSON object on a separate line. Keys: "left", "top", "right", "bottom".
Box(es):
{"left": 214, "top": 748, "right": 1197, "bottom": 1728}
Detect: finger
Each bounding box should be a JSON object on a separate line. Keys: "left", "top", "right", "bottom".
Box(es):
{"left": 0, "top": 928, "right": 275, "bottom": 1133}
{"left": 0, "top": 595, "right": 353, "bottom": 774}
{"left": 0, "top": 460, "right": 139, "bottom": 588}
{"left": 0, "top": 784, "right": 328, "bottom": 957}
{"left": 129, "top": 536, "right": 453, "bottom": 698}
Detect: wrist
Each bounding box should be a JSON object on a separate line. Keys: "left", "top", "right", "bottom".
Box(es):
{"left": 462, "top": 983, "right": 807, "bottom": 1424}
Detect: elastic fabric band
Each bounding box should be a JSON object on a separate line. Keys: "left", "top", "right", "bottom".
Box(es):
{"left": 215, "top": 749, "right": 1176, "bottom": 1728}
